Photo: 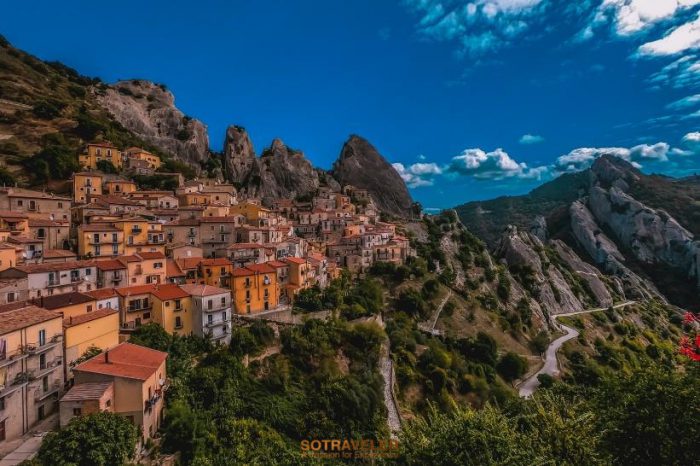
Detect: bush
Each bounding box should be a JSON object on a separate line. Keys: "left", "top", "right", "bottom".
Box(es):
{"left": 37, "top": 413, "right": 138, "bottom": 466}
{"left": 496, "top": 352, "right": 528, "bottom": 382}
{"left": 396, "top": 288, "right": 428, "bottom": 319}
{"left": 96, "top": 159, "right": 118, "bottom": 174}
{"left": 32, "top": 98, "right": 65, "bottom": 119}
{"left": 422, "top": 278, "right": 440, "bottom": 299}
{"left": 293, "top": 286, "right": 323, "bottom": 312}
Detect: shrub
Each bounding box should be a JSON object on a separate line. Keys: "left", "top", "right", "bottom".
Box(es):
{"left": 496, "top": 352, "right": 528, "bottom": 382}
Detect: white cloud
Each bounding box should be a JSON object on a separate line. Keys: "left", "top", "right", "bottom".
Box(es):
{"left": 519, "top": 133, "right": 545, "bottom": 144}
{"left": 637, "top": 13, "right": 700, "bottom": 56}
{"left": 417, "top": 154, "right": 427, "bottom": 160}
{"left": 682, "top": 130, "right": 700, "bottom": 151}
{"left": 552, "top": 142, "right": 673, "bottom": 173}
{"left": 666, "top": 93, "right": 700, "bottom": 109}
{"left": 393, "top": 162, "right": 443, "bottom": 187}
{"left": 448, "top": 147, "right": 548, "bottom": 180}
{"left": 649, "top": 54, "right": 700, "bottom": 88}
{"left": 404, "top": 0, "right": 549, "bottom": 57}
{"left": 596, "top": 0, "right": 700, "bottom": 37}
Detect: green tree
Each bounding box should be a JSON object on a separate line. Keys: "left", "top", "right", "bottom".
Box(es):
{"left": 96, "top": 159, "right": 118, "bottom": 174}
{"left": 294, "top": 286, "right": 323, "bottom": 312}
{"left": 496, "top": 352, "right": 527, "bottom": 382}
{"left": 37, "top": 413, "right": 137, "bottom": 466}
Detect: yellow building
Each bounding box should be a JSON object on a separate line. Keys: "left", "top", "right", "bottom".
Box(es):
{"left": 177, "top": 257, "right": 233, "bottom": 288}
{"left": 113, "top": 219, "right": 165, "bottom": 255}
{"left": 179, "top": 192, "right": 210, "bottom": 206}
{"left": 79, "top": 143, "right": 123, "bottom": 170}
{"left": 32, "top": 291, "right": 97, "bottom": 321}
{"left": 231, "top": 262, "right": 279, "bottom": 314}
{"left": 151, "top": 284, "right": 192, "bottom": 337}
{"left": 104, "top": 179, "right": 137, "bottom": 196}
{"left": 78, "top": 224, "right": 124, "bottom": 258}
{"left": 125, "top": 147, "right": 161, "bottom": 170}
{"left": 230, "top": 201, "right": 271, "bottom": 223}
{"left": 72, "top": 172, "right": 104, "bottom": 204}
{"left": 284, "top": 257, "right": 314, "bottom": 293}
{"left": 0, "top": 243, "right": 16, "bottom": 271}
{"left": 0, "top": 305, "right": 64, "bottom": 443}
{"left": 63, "top": 309, "right": 120, "bottom": 380}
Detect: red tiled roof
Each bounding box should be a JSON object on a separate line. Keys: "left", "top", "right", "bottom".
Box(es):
{"left": 151, "top": 284, "right": 190, "bottom": 300}
{"left": 166, "top": 259, "right": 185, "bottom": 277}
{"left": 73, "top": 342, "right": 167, "bottom": 381}
{"left": 0, "top": 305, "right": 62, "bottom": 335}
{"left": 284, "top": 257, "right": 307, "bottom": 265}
{"left": 179, "top": 284, "right": 229, "bottom": 297}
{"left": 79, "top": 224, "right": 120, "bottom": 232}
{"left": 42, "top": 249, "right": 77, "bottom": 259}
{"left": 85, "top": 288, "right": 118, "bottom": 300}
{"left": 95, "top": 259, "right": 127, "bottom": 271}
{"left": 267, "top": 260, "right": 287, "bottom": 268}
{"left": 246, "top": 263, "right": 276, "bottom": 274}
{"left": 63, "top": 308, "right": 118, "bottom": 327}
{"left": 226, "top": 243, "right": 262, "bottom": 250}
{"left": 31, "top": 292, "right": 94, "bottom": 310}
{"left": 9, "top": 260, "right": 96, "bottom": 274}
{"left": 115, "top": 284, "right": 157, "bottom": 297}
{"left": 232, "top": 268, "right": 254, "bottom": 277}
{"left": 136, "top": 252, "right": 166, "bottom": 260}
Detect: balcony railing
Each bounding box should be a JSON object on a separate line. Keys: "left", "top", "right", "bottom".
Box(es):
{"left": 34, "top": 379, "right": 62, "bottom": 402}
{"left": 127, "top": 304, "right": 152, "bottom": 313}
{"left": 205, "top": 318, "right": 229, "bottom": 328}
{"left": 24, "top": 334, "right": 62, "bottom": 354}
{"left": 204, "top": 304, "right": 231, "bottom": 314}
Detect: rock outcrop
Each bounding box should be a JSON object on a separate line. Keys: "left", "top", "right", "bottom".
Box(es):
{"left": 97, "top": 80, "right": 209, "bottom": 166}
{"left": 222, "top": 128, "right": 323, "bottom": 201}
{"left": 332, "top": 135, "right": 413, "bottom": 218}
{"left": 495, "top": 226, "right": 586, "bottom": 315}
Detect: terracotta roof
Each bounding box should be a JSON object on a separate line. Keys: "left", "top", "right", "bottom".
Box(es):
{"left": 7, "top": 236, "right": 43, "bottom": 244}
{"left": 0, "top": 305, "right": 62, "bottom": 336}
{"left": 136, "top": 252, "right": 166, "bottom": 260}
{"left": 0, "top": 210, "right": 28, "bottom": 219}
{"left": 61, "top": 382, "right": 113, "bottom": 401}
{"left": 284, "top": 257, "right": 307, "bottom": 265}
{"left": 166, "top": 259, "right": 185, "bottom": 277}
{"left": 28, "top": 219, "right": 68, "bottom": 227}
{"left": 115, "top": 284, "right": 157, "bottom": 297}
{"left": 151, "top": 284, "right": 190, "bottom": 300}
{"left": 227, "top": 243, "right": 263, "bottom": 250}
{"left": 85, "top": 288, "right": 118, "bottom": 300}
{"left": 73, "top": 342, "right": 167, "bottom": 381}
{"left": 267, "top": 260, "right": 288, "bottom": 268}
{"left": 232, "top": 268, "right": 254, "bottom": 277}
{"left": 43, "top": 249, "right": 77, "bottom": 259}
{"left": 199, "top": 258, "right": 233, "bottom": 267}
{"left": 246, "top": 263, "right": 276, "bottom": 274}
{"left": 80, "top": 224, "right": 120, "bottom": 232}
{"left": 64, "top": 308, "right": 118, "bottom": 327}
{"left": 86, "top": 141, "right": 117, "bottom": 149}
{"left": 1, "top": 188, "right": 71, "bottom": 201}
{"left": 199, "top": 216, "right": 237, "bottom": 223}
{"left": 165, "top": 218, "right": 200, "bottom": 226}
{"left": 95, "top": 259, "right": 126, "bottom": 271}
{"left": 8, "top": 260, "right": 96, "bottom": 274}
{"left": 31, "top": 292, "right": 94, "bottom": 310}
{"left": 179, "top": 284, "right": 229, "bottom": 297}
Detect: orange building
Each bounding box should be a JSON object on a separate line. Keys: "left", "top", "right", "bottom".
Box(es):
{"left": 230, "top": 262, "right": 279, "bottom": 314}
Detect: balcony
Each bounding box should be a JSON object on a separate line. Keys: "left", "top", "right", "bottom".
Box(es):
{"left": 32, "top": 359, "right": 62, "bottom": 380}
{"left": 205, "top": 318, "right": 229, "bottom": 328}
{"left": 204, "top": 304, "right": 231, "bottom": 314}
{"left": 34, "top": 380, "right": 62, "bottom": 402}
{"left": 24, "top": 334, "right": 62, "bottom": 355}
{"left": 0, "top": 349, "right": 28, "bottom": 369}
{"left": 127, "top": 304, "right": 152, "bottom": 313}
{"left": 148, "top": 238, "right": 165, "bottom": 245}
{"left": 131, "top": 227, "right": 143, "bottom": 234}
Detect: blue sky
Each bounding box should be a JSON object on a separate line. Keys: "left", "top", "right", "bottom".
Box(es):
{"left": 3, "top": 0, "right": 700, "bottom": 209}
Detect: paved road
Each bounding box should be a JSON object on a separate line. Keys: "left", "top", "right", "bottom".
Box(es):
{"left": 518, "top": 301, "right": 636, "bottom": 398}
{"left": 0, "top": 434, "right": 46, "bottom": 466}
{"left": 380, "top": 343, "right": 402, "bottom": 438}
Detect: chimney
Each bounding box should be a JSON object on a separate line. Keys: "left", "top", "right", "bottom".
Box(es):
{"left": 104, "top": 350, "right": 110, "bottom": 364}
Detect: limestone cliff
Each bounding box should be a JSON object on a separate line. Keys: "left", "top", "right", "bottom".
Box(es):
{"left": 97, "top": 80, "right": 209, "bottom": 166}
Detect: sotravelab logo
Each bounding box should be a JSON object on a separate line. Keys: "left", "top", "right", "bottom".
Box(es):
{"left": 300, "top": 438, "right": 400, "bottom": 460}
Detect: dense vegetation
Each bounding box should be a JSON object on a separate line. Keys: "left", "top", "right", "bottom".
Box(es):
{"left": 389, "top": 365, "right": 700, "bottom": 465}
{"left": 125, "top": 320, "right": 387, "bottom": 464}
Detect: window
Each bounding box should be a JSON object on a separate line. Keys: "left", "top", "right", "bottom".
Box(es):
{"left": 87, "top": 305, "right": 93, "bottom": 312}
{"left": 222, "top": 311, "right": 227, "bottom": 321}
{"left": 42, "top": 376, "right": 49, "bottom": 392}
{"left": 40, "top": 353, "right": 46, "bottom": 370}
{"left": 7, "top": 292, "right": 16, "bottom": 303}
{"left": 105, "top": 399, "right": 111, "bottom": 408}
{"left": 143, "top": 312, "right": 151, "bottom": 320}
{"left": 85, "top": 268, "right": 91, "bottom": 276}
{"left": 221, "top": 297, "right": 226, "bottom": 306}
{"left": 17, "top": 200, "right": 23, "bottom": 207}
{"left": 0, "top": 419, "right": 5, "bottom": 441}
{"left": 174, "top": 299, "right": 181, "bottom": 310}
{"left": 207, "top": 299, "right": 213, "bottom": 310}
{"left": 73, "top": 407, "right": 82, "bottom": 416}
{"left": 207, "top": 314, "right": 213, "bottom": 324}
{"left": 175, "top": 316, "right": 182, "bottom": 329}
{"left": 154, "top": 262, "right": 163, "bottom": 269}
{"left": 38, "top": 329, "right": 46, "bottom": 346}
{"left": 37, "top": 228, "right": 45, "bottom": 239}
{"left": 58, "top": 202, "right": 63, "bottom": 208}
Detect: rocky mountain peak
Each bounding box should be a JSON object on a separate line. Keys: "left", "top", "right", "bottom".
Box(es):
{"left": 332, "top": 135, "right": 413, "bottom": 218}
{"left": 97, "top": 79, "right": 209, "bottom": 167}
{"left": 590, "top": 154, "right": 640, "bottom": 189}
{"left": 222, "top": 125, "right": 256, "bottom": 185}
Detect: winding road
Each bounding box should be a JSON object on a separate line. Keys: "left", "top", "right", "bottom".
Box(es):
{"left": 518, "top": 301, "right": 636, "bottom": 398}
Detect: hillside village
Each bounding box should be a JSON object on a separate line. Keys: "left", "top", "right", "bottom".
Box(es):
{"left": 0, "top": 140, "right": 414, "bottom": 451}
